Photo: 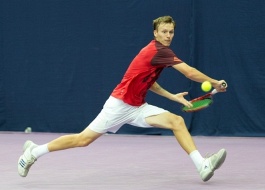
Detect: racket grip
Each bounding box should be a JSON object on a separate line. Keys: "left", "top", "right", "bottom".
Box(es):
{"left": 212, "top": 82, "right": 227, "bottom": 94}
{"left": 211, "top": 89, "right": 218, "bottom": 94}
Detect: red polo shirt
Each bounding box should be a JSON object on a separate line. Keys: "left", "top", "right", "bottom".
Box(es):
{"left": 111, "top": 40, "right": 182, "bottom": 106}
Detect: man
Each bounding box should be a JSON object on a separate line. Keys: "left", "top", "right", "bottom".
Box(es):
{"left": 18, "top": 16, "right": 227, "bottom": 182}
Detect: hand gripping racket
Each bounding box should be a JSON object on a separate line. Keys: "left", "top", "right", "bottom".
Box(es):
{"left": 182, "top": 83, "right": 226, "bottom": 112}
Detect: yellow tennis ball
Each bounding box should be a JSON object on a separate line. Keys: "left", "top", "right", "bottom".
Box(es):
{"left": 201, "top": 81, "right": 212, "bottom": 92}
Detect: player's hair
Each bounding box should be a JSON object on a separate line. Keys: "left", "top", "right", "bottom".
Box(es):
{"left": 153, "top": 16, "right": 176, "bottom": 30}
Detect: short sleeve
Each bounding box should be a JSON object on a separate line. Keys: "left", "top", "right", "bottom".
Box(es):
{"left": 151, "top": 47, "right": 182, "bottom": 67}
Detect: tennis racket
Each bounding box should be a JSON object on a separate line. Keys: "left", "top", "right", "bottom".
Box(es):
{"left": 182, "top": 83, "right": 226, "bottom": 112}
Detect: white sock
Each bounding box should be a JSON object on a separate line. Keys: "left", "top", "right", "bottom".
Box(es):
{"left": 31, "top": 144, "right": 49, "bottom": 159}
{"left": 189, "top": 150, "right": 204, "bottom": 171}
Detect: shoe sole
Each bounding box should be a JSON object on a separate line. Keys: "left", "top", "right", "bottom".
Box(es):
{"left": 214, "top": 149, "right": 227, "bottom": 170}
{"left": 203, "top": 171, "right": 214, "bottom": 182}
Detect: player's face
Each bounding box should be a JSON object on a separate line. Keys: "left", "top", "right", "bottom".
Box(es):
{"left": 154, "top": 23, "right": 174, "bottom": 46}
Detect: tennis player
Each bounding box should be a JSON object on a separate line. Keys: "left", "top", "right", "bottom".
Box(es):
{"left": 18, "top": 16, "right": 227, "bottom": 182}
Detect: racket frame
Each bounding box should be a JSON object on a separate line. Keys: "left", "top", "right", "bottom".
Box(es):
{"left": 182, "top": 89, "right": 218, "bottom": 112}
{"left": 181, "top": 82, "right": 226, "bottom": 112}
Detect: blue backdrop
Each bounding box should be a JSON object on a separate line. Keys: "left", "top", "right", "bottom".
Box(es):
{"left": 1, "top": 0, "right": 265, "bottom": 136}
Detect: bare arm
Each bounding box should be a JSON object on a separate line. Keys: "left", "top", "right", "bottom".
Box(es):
{"left": 173, "top": 62, "right": 227, "bottom": 91}
{"left": 149, "top": 82, "right": 174, "bottom": 100}
{"left": 149, "top": 82, "right": 193, "bottom": 107}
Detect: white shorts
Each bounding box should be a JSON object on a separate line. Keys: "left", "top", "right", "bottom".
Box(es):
{"left": 88, "top": 96, "right": 168, "bottom": 133}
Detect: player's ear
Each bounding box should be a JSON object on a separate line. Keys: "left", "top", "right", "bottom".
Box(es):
{"left": 153, "top": 30, "right": 157, "bottom": 38}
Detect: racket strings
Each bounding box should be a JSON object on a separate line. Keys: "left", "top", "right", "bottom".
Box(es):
{"left": 192, "top": 98, "right": 212, "bottom": 107}
{"left": 183, "top": 98, "right": 213, "bottom": 112}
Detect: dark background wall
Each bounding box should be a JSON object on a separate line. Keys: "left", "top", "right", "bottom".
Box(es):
{"left": 1, "top": 0, "right": 265, "bottom": 136}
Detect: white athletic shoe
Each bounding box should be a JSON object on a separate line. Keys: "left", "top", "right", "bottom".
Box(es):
{"left": 199, "top": 149, "right": 227, "bottom": 182}
{"left": 18, "top": 140, "right": 38, "bottom": 177}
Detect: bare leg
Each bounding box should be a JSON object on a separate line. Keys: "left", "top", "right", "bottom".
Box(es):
{"left": 145, "top": 112, "right": 196, "bottom": 154}
{"left": 48, "top": 128, "right": 103, "bottom": 152}
{"left": 18, "top": 127, "right": 103, "bottom": 177}
{"left": 146, "top": 112, "right": 227, "bottom": 182}
{"left": 172, "top": 125, "right": 197, "bottom": 154}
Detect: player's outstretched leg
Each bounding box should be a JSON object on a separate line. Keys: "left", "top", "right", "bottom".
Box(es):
{"left": 17, "top": 128, "right": 102, "bottom": 177}
{"left": 199, "top": 148, "right": 227, "bottom": 182}
{"left": 18, "top": 140, "right": 38, "bottom": 177}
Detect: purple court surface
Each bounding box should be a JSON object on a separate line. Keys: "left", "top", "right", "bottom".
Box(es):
{"left": 1, "top": 132, "right": 265, "bottom": 190}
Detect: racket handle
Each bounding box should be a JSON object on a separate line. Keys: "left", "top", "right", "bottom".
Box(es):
{"left": 211, "top": 89, "right": 218, "bottom": 94}
{"left": 212, "top": 82, "right": 227, "bottom": 94}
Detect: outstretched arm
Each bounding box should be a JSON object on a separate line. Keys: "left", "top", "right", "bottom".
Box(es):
{"left": 173, "top": 62, "right": 227, "bottom": 92}
{"left": 149, "top": 82, "right": 193, "bottom": 108}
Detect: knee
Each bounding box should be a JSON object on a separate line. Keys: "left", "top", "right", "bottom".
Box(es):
{"left": 75, "top": 133, "right": 94, "bottom": 147}
{"left": 168, "top": 114, "right": 186, "bottom": 131}
{"left": 75, "top": 129, "right": 102, "bottom": 147}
